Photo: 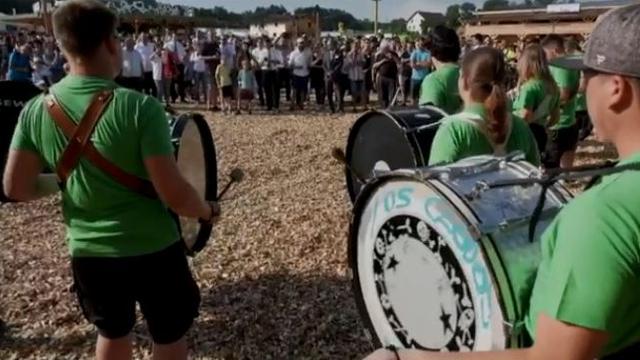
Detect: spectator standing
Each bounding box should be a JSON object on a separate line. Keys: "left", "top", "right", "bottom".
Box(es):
{"left": 288, "top": 38, "right": 312, "bottom": 110}
{"left": 346, "top": 39, "right": 366, "bottom": 112}
{"left": 237, "top": 59, "right": 257, "bottom": 114}
{"left": 150, "top": 47, "right": 168, "bottom": 103}
{"left": 135, "top": 33, "right": 156, "bottom": 96}
{"left": 165, "top": 33, "right": 187, "bottom": 103}
{"left": 191, "top": 43, "right": 208, "bottom": 104}
{"left": 31, "top": 56, "right": 52, "bottom": 88}
{"left": 258, "top": 39, "right": 283, "bottom": 112}
{"left": 310, "top": 42, "right": 325, "bottom": 107}
{"left": 373, "top": 44, "right": 399, "bottom": 109}
{"left": 277, "top": 36, "right": 293, "bottom": 103}
{"left": 251, "top": 38, "right": 266, "bottom": 107}
{"left": 410, "top": 37, "right": 432, "bottom": 105}
{"left": 324, "top": 41, "right": 345, "bottom": 113}
{"left": 161, "top": 47, "right": 178, "bottom": 104}
{"left": 8, "top": 44, "right": 32, "bottom": 82}
{"left": 118, "top": 37, "right": 144, "bottom": 92}
{"left": 215, "top": 57, "right": 234, "bottom": 113}
{"left": 399, "top": 41, "right": 413, "bottom": 106}
{"left": 200, "top": 32, "right": 220, "bottom": 111}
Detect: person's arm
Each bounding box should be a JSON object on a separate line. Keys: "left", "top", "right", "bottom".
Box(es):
{"left": 547, "top": 106, "right": 560, "bottom": 128}
{"left": 559, "top": 87, "right": 575, "bottom": 105}
{"left": 366, "top": 315, "right": 606, "bottom": 360}
{"left": 3, "top": 150, "right": 59, "bottom": 201}
{"left": 140, "top": 99, "right": 218, "bottom": 220}
{"left": 3, "top": 101, "right": 58, "bottom": 201}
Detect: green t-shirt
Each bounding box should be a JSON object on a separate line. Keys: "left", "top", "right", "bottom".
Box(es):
{"left": 428, "top": 104, "right": 540, "bottom": 166}
{"left": 549, "top": 65, "right": 580, "bottom": 129}
{"left": 511, "top": 78, "right": 560, "bottom": 126}
{"left": 418, "top": 63, "right": 462, "bottom": 115}
{"left": 526, "top": 152, "right": 640, "bottom": 356}
{"left": 573, "top": 52, "right": 587, "bottom": 112}
{"left": 10, "top": 75, "right": 179, "bottom": 257}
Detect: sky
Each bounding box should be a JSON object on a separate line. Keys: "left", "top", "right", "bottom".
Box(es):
{"left": 161, "top": 0, "right": 488, "bottom": 21}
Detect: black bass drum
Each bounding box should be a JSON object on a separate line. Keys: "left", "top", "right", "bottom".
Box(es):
{"left": 345, "top": 106, "right": 447, "bottom": 203}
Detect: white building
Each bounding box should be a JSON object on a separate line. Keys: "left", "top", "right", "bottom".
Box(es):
{"left": 406, "top": 11, "right": 446, "bottom": 33}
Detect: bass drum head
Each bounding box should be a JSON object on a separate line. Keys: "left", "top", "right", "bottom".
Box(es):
{"left": 171, "top": 113, "right": 218, "bottom": 255}
{"left": 345, "top": 107, "right": 446, "bottom": 203}
{"left": 0, "top": 81, "right": 42, "bottom": 202}
{"left": 349, "top": 175, "right": 506, "bottom": 351}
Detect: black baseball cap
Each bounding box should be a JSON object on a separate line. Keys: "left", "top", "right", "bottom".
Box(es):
{"left": 551, "top": 4, "right": 640, "bottom": 78}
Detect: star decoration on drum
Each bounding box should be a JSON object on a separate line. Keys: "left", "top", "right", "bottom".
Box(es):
{"left": 372, "top": 215, "right": 476, "bottom": 351}
{"left": 387, "top": 255, "right": 399, "bottom": 271}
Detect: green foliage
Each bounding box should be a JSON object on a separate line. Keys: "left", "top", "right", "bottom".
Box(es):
{"left": 445, "top": 2, "right": 476, "bottom": 28}
{"left": 482, "top": 0, "right": 511, "bottom": 10}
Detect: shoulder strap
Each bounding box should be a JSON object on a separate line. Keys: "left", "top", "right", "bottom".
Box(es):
{"left": 451, "top": 112, "right": 513, "bottom": 156}
{"left": 44, "top": 91, "right": 158, "bottom": 199}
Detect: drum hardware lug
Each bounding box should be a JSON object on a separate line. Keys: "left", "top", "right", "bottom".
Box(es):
{"left": 465, "top": 181, "right": 489, "bottom": 201}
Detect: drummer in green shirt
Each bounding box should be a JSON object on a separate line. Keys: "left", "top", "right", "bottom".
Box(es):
{"left": 511, "top": 44, "right": 560, "bottom": 154}
{"left": 567, "top": 40, "right": 592, "bottom": 141}
{"left": 3, "top": 1, "right": 219, "bottom": 359}
{"left": 418, "top": 25, "right": 462, "bottom": 115}
{"left": 364, "top": 4, "right": 640, "bottom": 360}
{"left": 542, "top": 35, "right": 581, "bottom": 169}
{"left": 428, "top": 47, "right": 540, "bottom": 166}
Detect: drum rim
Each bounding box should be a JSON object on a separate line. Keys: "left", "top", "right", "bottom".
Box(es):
{"left": 345, "top": 109, "right": 433, "bottom": 203}
{"left": 349, "top": 169, "right": 513, "bottom": 350}
{"left": 348, "top": 173, "right": 414, "bottom": 348}
{"left": 171, "top": 112, "right": 218, "bottom": 256}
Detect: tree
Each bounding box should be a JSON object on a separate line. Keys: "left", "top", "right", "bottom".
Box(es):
{"left": 482, "top": 0, "right": 510, "bottom": 10}
{"left": 444, "top": 2, "right": 475, "bottom": 28}
{"left": 382, "top": 18, "right": 407, "bottom": 34}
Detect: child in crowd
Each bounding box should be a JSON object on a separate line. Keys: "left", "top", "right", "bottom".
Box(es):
{"left": 215, "top": 56, "right": 234, "bottom": 113}
{"left": 237, "top": 59, "right": 257, "bottom": 114}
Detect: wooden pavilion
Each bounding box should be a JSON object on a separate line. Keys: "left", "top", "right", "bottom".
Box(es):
{"left": 462, "top": 1, "right": 632, "bottom": 43}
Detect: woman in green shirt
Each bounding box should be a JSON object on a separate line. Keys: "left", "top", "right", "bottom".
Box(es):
{"left": 428, "top": 47, "right": 540, "bottom": 166}
{"left": 511, "top": 44, "right": 560, "bottom": 154}
{"left": 418, "top": 25, "right": 462, "bottom": 115}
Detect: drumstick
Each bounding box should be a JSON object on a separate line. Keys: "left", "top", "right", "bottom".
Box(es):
{"left": 216, "top": 168, "right": 244, "bottom": 200}
{"left": 331, "top": 147, "right": 366, "bottom": 184}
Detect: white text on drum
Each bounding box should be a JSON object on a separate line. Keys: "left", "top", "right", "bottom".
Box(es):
{"left": 423, "top": 196, "right": 492, "bottom": 330}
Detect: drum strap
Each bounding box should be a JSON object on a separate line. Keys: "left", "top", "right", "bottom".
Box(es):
{"left": 44, "top": 91, "right": 158, "bottom": 198}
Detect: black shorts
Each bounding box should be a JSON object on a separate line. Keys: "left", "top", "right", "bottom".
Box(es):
{"left": 221, "top": 85, "right": 234, "bottom": 99}
{"left": 71, "top": 242, "right": 200, "bottom": 344}
{"left": 529, "top": 123, "right": 548, "bottom": 156}
{"left": 544, "top": 123, "right": 580, "bottom": 168}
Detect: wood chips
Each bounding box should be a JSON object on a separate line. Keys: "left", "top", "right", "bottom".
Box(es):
{"left": 0, "top": 109, "right": 616, "bottom": 359}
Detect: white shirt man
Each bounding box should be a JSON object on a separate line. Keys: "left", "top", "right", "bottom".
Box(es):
{"left": 254, "top": 46, "right": 283, "bottom": 71}
{"left": 288, "top": 47, "right": 312, "bottom": 77}
{"left": 346, "top": 51, "right": 366, "bottom": 82}
{"left": 135, "top": 40, "right": 154, "bottom": 73}
{"left": 121, "top": 48, "right": 143, "bottom": 78}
